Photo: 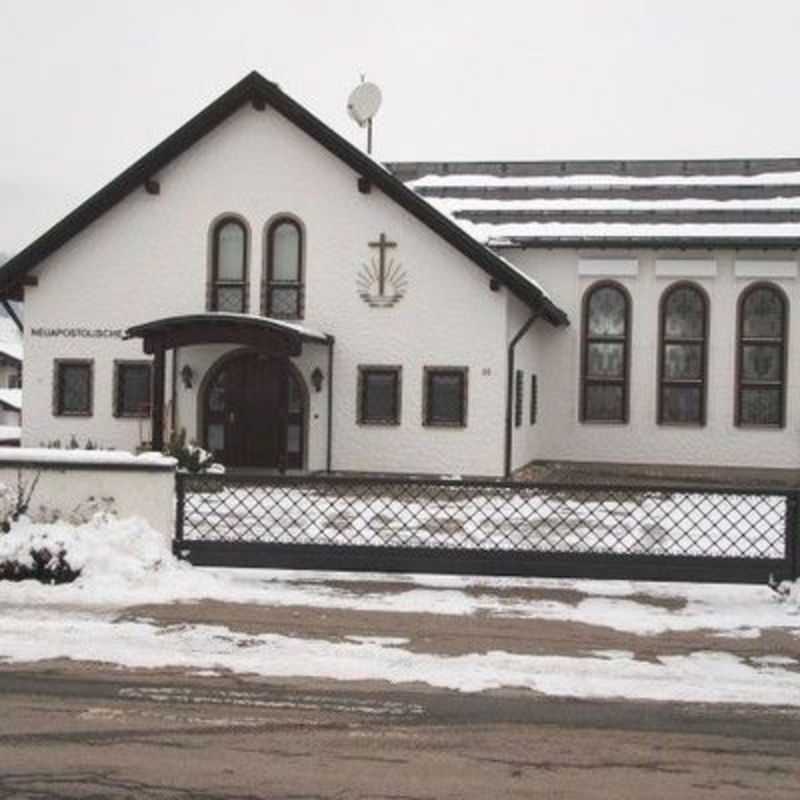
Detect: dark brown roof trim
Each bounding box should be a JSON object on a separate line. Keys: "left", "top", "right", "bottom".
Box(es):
{"left": 456, "top": 208, "right": 800, "bottom": 225}
{"left": 0, "top": 72, "right": 568, "bottom": 327}
{"left": 493, "top": 236, "right": 800, "bottom": 250}
{"left": 415, "top": 184, "right": 800, "bottom": 202}
{"left": 387, "top": 158, "right": 800, "bottom": 182}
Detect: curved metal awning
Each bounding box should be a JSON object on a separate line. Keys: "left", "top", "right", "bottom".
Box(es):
{"left": 124, "top": 313, "right": 333, "bottom": 356}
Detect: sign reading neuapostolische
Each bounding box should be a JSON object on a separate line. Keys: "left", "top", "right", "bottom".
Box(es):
{"left": 30, "top": 327, "right": 124, "bottom": 339}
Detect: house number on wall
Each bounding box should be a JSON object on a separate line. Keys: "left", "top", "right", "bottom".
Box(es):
{"left": 357, "top": 232, "right": 408, "bottom": 308}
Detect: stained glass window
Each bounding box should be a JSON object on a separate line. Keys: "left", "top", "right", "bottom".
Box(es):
{"left": 737, "top": 284, "right": 787, "bottom": 427}
{"left": 265, "top": 217, "right": 304, "bottom": 319}
{"left": 659, "top": 284, "right": 707, "bottom": 424}
{"left": 581, "top": 283, "right": 629, "bottom": 422}
{"left": 210, "top": 218, "right": 248, "bottom": 312}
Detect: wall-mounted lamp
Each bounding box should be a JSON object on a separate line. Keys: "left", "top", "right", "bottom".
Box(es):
{"left": 180, "top": 364, "right": 195, "bottom": 390}
{"left": 311, "top": 367, "right": 324, "bottom": 393}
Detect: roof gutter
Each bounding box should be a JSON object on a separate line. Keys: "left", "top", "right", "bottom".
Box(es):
{"left": 504, "top": 312, "right": 539, "bottom": 478}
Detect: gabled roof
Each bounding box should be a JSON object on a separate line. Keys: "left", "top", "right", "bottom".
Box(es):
{"left": 0, "top": 73, "right": 568, "bottom": 326}
{"left": 391, "top": 159, "right": 800, "bottom": 249}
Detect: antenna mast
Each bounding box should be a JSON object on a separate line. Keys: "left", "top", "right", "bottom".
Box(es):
{"left": 347, "top": 76, "right": 382, "bottom": 157}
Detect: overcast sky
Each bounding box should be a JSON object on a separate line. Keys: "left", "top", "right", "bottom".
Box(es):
{"left": 3, "top": 0, "right": 800, "bottom": 254}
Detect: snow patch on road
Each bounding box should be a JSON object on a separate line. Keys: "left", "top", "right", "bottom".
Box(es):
{"left": 0, "top": 608, "right": 798, "bottom": 705}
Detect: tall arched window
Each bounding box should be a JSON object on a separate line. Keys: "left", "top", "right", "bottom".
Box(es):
{"left": 209, "top": 217, "right": 248, "bottom": 312}
{"left": 658, "top": 283, "right": 708, "bottom": 425}
{"left": 264, "top": 217, "right": 304, "bottom": 318}
{"left": 736, "top": 283, "right": 788, "bottom": 427}
{"left": 581, "top": 282, "right": 630, "bottom": 423}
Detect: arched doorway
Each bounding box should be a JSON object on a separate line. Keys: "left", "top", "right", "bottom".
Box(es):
{"left": 202, "top": 351, "right": 306, "bottom": 469}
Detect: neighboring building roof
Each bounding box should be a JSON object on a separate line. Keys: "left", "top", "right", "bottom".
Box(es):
{"left": 0, "top": 389, "right": 22, "bottom": 412}
{"left": 0, "top": 73, "right": 567, "bottom": 326}
{"left": 0, "top": 317, "right": 22, "bottom": 363}
{"left": 0, "top": 425, "right": 20, "bottom": 444}
{"left": 389, "top": 159, "right": 800, "bottom": 249}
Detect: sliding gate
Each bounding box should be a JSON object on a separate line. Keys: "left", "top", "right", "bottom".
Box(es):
{"left": 175, "top": 472, "right": 800, "bottom": 584}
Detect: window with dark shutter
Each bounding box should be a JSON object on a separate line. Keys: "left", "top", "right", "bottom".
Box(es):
{"left": 54, "top": 360, "right": 93, "bottom": 416}
{"left": 530, "top": 374, "right": 538, "bottom": 425}
{"left": 114, "top": 362, "right": 152, "bottom": 418}
{"left": 358, "top": 366, "right": 401, "bottom": 425}
{"left": 514, "top": 370, "right": 523, "bottom": 428}
{"left": 423, "top": 367, "right": 468, "bottom": 427}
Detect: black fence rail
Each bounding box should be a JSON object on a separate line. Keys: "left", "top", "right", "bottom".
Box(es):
{"left": 175, "top": 472, "right": 800, "bottom": 584}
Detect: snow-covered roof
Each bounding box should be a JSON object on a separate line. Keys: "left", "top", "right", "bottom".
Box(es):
{"left": 125, "top": 313, "right": 332, "bottom": 345}
{"left": 0, "top": 317, "right": 22, "bottom": 363}
{"left": 389, "top": 159, "right": 800, "bottom": 248}
{"left": 0, "top": 389, "right": 22, "bottom": 411}
{"left": 0, "top": 426, "right": 20, "bottom": 442}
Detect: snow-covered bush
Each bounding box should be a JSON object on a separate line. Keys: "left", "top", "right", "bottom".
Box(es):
{"left": 0, "top": 513, "right": 172, "bottom": 585}
{"left": 164, "top": 429, "right": 221, "bottom": 473}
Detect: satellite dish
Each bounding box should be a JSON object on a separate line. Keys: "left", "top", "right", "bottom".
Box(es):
{"left": 347, "top": 82, "right": 382, "bottom": 128}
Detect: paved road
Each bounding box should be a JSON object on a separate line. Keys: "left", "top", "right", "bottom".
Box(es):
{"left": 1, "top": 665, "right": 798, "bottom": 799}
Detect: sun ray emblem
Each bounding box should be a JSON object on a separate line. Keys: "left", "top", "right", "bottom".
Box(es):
{"left": 357, "top": 233, "right": 408, "bottom": 308}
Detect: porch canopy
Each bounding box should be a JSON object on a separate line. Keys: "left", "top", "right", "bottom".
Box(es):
{"left": 124, "top": 313, "right": 333, "bottom": 452}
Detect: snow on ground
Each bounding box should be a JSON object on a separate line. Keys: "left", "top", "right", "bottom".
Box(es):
{"left": 0, "top": 515, "right": 797, "bottom": 635}
{"left": 1, "top": 606, "right": 799, "bottom": 704}
{"left": 0, "top": 515, "right": 798, "bottom": 704}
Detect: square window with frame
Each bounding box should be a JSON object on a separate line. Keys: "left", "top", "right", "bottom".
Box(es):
{"left": 53, "top": 359, "right": 93, "bottom": 417}
{"left": 114, "top": 361, "right": 152, "bottom": 418}
{"left": 423, "top": 367, "right": 468, "bottom": 427}
{"left": 357, "top": 366, "right": 401, "bottom": 425}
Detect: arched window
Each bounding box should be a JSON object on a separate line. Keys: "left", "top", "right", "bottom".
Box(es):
{"left": 581, "top": 282, "right": 630, "bottom": 423}
{"left": 658, "top": 283, "right": 708, "bottom": 425}
{"left": 736, "top": 283, "right": 788, "bottom": 427}
{"left": 264, "top": 217, "right": 304, "bottom": 318}
{"left": 209, "top": 217, "right": 248, "bottom": 312}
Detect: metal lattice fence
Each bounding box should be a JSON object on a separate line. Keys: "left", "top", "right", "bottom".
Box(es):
{"left": 175, "top": 473, "right": 799, "bottom": 583}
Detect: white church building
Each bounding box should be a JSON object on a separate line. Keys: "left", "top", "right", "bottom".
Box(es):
{"left": 0, "top": 72, "right": 797, "bottom": 478}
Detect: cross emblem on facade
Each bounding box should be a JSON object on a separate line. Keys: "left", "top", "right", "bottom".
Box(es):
{"left": 368, "top": 233, "right": 397, "bottom": 297}
{"left": 357, "top": 232, "right": 407, "bottom": 308}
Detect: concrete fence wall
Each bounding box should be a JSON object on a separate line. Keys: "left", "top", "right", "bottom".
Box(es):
{"left": 0, "top": 449, "right": 176, "bottom": 540}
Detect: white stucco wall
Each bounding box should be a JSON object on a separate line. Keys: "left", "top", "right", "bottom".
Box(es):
{"left": 0, "top": 450, "right": 175, "bottom": 539}
{"left": 507, "top": 295, "right": 544, "bottom": 472}
{"left": 507, "top": 249, "right": 800, "bottom": 470}
{"left": 21, "top": 104, "right": 510, "bottom": 476}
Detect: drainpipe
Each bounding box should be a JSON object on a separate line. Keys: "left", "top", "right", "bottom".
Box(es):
{"left": 504, "top": 313, "right": 539, "bottom": 478}
{"left": 170, "top": 348, "right": 178, "bottom": 440}
{"left": 326, "top": 337, "right": 334, "bottom": 472}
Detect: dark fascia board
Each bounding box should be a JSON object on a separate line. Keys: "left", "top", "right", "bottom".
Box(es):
{"left": 0, "top": 72, "right": 568, "bottom": 327}
{"left": 493, "top": 236, "right": 800, "bottom": 250}
{"left": 125, "top": 313, "right": 332, "bottom": 345}
{"left": 386, "top": 157, "right": 800, "bottom": 181}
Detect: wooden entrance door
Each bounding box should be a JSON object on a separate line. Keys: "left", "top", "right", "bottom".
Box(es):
{"left": 204, "top": 352, "right": 300, "bottom": 468}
